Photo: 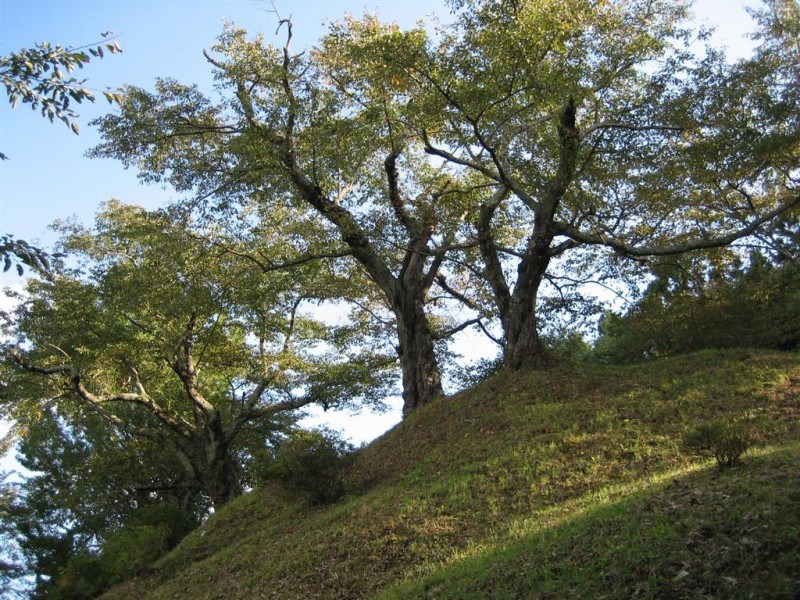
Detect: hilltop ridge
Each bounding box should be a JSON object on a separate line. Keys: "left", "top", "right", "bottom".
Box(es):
{"left": 105, "top": 349, "right": 800, "bottom": 599}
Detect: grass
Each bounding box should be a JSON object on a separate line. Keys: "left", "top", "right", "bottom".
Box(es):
{"left": 103, "top": 349, "right": 800, "bottom": 599}
{"left": 380, "top": 444, "right": 800, "bottom": 599}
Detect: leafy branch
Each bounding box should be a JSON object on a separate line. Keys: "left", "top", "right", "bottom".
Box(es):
{"left": 1, "top": 33, "right": 123, "bottom": 147}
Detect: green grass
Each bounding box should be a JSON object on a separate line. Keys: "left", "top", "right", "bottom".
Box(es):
{"left": 104, "top": 349, "right": 800, "bottom": 599}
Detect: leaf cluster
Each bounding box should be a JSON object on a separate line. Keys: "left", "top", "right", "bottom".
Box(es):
{"left": 1, "top": 35, "right": 122, "bottom": 137}
{"left": 265, "top": 428, "right": 354, "bottom": 505}
{"left": 1, "top": 234, "right": 55, "bottom": 275}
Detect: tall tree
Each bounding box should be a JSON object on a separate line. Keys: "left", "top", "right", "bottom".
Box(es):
{"left": 414, "top": 0, "right": 800, "bottom": 368}
{"left": 2, "top": 202, "right": 392, "bottom": 508}
{"left": 89, "top": 1, "right": 799, "bottom": 406}
{"left": 4, "top": 408, "right": 203, "bottom": 599}
{"left": 90, "top": 20, "right": 475, "bottom": 415}
{"left": 0, "top": 472, "right": 24, "bottom": 598}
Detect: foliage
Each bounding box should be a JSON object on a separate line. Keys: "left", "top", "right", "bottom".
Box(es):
{"left": 0, "top": 234, "right": 54, "bottom": 275}
{"left": 268, "top": 429, "right": 354, "bottom": 505}
{"left": 0, "top": 35, "right": 122, "bottom": 141}
{"left": 1, "top": 202, "right": 393, "bottom": 511}
{"left": 682, "top": 416, "right": 761, "bottom": 468}
{"left": 88, "top": 0, "right": 800, "bottom": 392}
{"left": 0, "top": 408, "right": 203, "bottom": 599}
{"left": 1, "top": 34, "right": 122, "bottom": 275}
{"left": 449, "top": 355, "right": 504, "bottom": 391}
{"left": 89, "top": 18, "right": 476, "bottom": 413}
{"left": 4, "top": 0, "right": 800, "bottom": 591}
{"left": 43, "top": 503, "right": 197, "bottom": 600}
{"left": 0, "top": 471, "right": 24, "bottom": 596}
{"left": 409, "top": 0, "right": 800, "bottom": 368}
{"left": 594, "top": 253, "right": 800, "bottom": 362}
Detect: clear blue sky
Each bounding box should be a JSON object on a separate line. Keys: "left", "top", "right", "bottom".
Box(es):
{"left": 0, "top": 0, "right": 761, "bottom": 443}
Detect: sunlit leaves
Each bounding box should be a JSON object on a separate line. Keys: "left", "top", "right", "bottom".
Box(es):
{"left": 1, "top": 35, "right": 123, "bottom": 136}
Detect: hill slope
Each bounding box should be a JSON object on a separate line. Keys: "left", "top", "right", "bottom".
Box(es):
{"left": 105, "top": 349, "right": 800, "bottom": 599}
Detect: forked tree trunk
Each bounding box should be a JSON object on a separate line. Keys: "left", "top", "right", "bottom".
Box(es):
{"left": 282, "top": 141, "right": 446, "bottom": 417}
{"left": 502, "top": 99, "right": 578, "bottom": 370}
{"left": 202, "top": 411, "right": 244, "bottom": 510}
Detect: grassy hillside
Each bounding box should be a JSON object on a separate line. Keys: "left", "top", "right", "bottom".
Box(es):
{"left": 104, "top": 349, "right": 800, "bottom": 599}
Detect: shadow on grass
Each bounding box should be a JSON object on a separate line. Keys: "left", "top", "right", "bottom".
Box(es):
{"left": 379, "top": 444, "right": 800, "bottom": 600}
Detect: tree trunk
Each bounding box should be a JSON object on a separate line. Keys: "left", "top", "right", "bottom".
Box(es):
{"left": 502, "top": 100, "right": 578, "bottom": 370}
{"left": 503, "top": 249, "right": 553, "bottom": 370}
{"left": 202, "top": 411, "right": 243, "bottom": 510}
{"left": 207, "top": 451, "right": 243, "bottom": 510}
{"left": 395, "top": 290, "right": 443, "bottom": 416}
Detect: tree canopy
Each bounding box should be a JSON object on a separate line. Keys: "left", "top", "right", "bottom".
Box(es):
{"left": 2, "top": 202, "right": 393, "bottom": 509}
{"left": 90, "top": 0, "right": 799, "bottom": 411}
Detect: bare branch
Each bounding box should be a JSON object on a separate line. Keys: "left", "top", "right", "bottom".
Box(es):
{"left": 434, "top": 274, "right": 480, "bottom": 312}
{"left": 477, "top": 320, "right": 504, "bottom": 347}
{"left": 556, "top": 194, "right": 800, "bottom": 257}
{"left": 581, "top": 121, "right": 688, "bottom": 139}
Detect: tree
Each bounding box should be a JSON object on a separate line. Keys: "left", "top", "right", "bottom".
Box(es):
{"left": 0, "top": 472, "right": 24, "bottom": 598}
{"left": 2, "top": 202, "right": 392, "bottom": 509}
{"left": 594, "top": 250, "right": 800, "bottom": 362}
{"left": 90, "top": 20, "right": 478, "bottom": 415}
{"left": 90, "top": 1, "right": 799, "bottom": 414}
{"left": 3, "top": 409, "right": 201, "bottom": 599}
{"left": 411, "top": 0, "right": 800, "bottom": 369}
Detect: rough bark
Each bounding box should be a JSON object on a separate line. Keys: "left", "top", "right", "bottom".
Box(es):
{"left": 206, "top": 444, "right": 244, "bottom": 509}
{"left": 483, "top": 99, "right": 579, "bottom": 370}
{"left": 277, "top": 119, "right": 446, "bottom": 414}
{"left": 503, "top": 250, "right": 553, "bottom": 370}
{"left": 394, "top": 287, "right": 443, "bottom": 416}
{"left": 508, "top": 99, "right": 578, "bottom": 368}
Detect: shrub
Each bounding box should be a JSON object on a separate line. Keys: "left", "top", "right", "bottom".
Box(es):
{"left": 452, "top": 355, "right": 504, "bottom": 391}
{"left": 50, "top": 503, "right": 198, "bottom": 598}
{"left": 682, "top": 416, "right": 760, "bottom": 468}
{"left": 270, "top": 429, "right": 354, "bottom": 505}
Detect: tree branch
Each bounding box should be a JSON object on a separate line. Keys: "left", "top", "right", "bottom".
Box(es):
{"left": 433, "top": 317, "right": 484, "bottom": 340}
{"left": 581, "top": 121, "right": 688, "bottom": 139}
{"left": 555, "top": 194, "right": 800, "bottom": 257}
{"left": 434, "top": 274, "right": 481, "bottom": 312}
{"left": 385, "top": 150, "right": 417, "bottom": 236}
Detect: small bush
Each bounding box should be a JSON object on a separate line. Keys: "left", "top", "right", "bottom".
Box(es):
{"left": 682, "top": 416, "right": 760, "bottom": 468}
{"left": 99, "top": 524, "right": 170, "bottom": 583}
{"left": 270, "top": 429, "right": 354, "bottom": 505}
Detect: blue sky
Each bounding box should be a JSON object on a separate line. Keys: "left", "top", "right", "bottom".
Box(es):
{"left": 0, "top": 0, "right": 762, "bottom": 442}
